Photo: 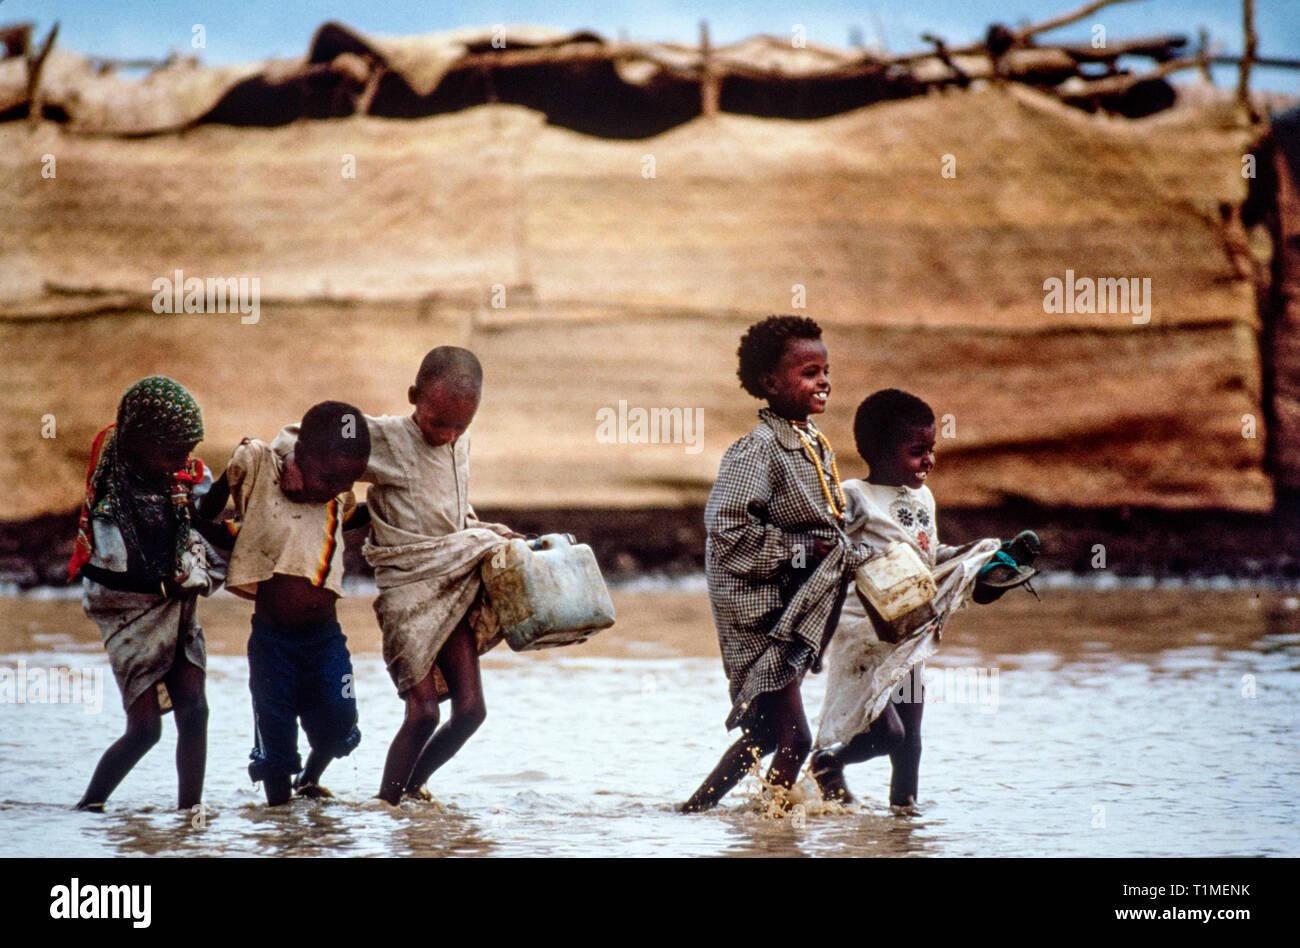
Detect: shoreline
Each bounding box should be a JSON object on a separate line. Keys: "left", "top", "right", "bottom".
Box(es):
{"left": 4, "top": 497, "right": 1298, "bottom": 589}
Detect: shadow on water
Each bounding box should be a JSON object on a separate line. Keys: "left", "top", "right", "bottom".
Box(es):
{"left": 713, "top": 803, "right": 937, "bottom": 858}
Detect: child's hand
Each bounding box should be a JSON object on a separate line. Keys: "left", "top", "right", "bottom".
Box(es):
{"left": 162, "top": 574, "right": 191, "bottom": 598}
{"left": 811, "top": 537, "right": 837, "bottom": 559}
{"left": 280, "top": 455, "right": 304, "bottom": 496}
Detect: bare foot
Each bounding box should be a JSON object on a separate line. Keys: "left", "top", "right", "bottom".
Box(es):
{"left": 811, "top": 749, "right": 856, "bottom": 805}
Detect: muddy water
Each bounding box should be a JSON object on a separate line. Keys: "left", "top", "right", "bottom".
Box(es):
{"left": 1, "top": 582, "right": 1297, "bottom": 857}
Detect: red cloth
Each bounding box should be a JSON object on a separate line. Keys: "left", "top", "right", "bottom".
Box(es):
{"left": 67, "top": 425, "right": 207, "bottom": 582}
{"left": 67, "top": 424, "right": 114, "bottom": 582}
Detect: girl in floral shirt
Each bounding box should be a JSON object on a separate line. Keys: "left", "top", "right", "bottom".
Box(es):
{"left": 811, "top": 389, "right": 1013, "bottom": 808}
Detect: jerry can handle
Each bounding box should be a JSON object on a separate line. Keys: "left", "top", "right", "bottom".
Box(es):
{"left": 528, "top": 533, "right": 577, "bottom": 551}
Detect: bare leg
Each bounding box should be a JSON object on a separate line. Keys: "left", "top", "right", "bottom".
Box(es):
{"left": 678, "top": 732, "right": 773, "bottom": 813}
{"left": 812, "top": 690, "right": 907, "bottom": 804}
{"left": 264, "top": 775, "right": 292, "bottom": 806}
{"left": 833, "top": 704, "right": 907, "bottom": 765}
{"left": 377, "top": 672, "right": 440, "bottom": 805}
{"left": 404, "top": 618, "right": 487, "bottom": 792}
{"left": 888, "top": 666, "right": 925, "bottom": 807}
{"left": 77, "top": 687, "right": 163, "bottom": 810}
{"left": 763, "top": 679, "right": 812, "bottom": 792}
{"left": 298, "top": 749, "right": 330, "bottom": 788}
{"left": 163, "top": 655, "right": 207, "bottom": 810}
{"left": 679, "top": 681, "right": 810, "bottom": 813}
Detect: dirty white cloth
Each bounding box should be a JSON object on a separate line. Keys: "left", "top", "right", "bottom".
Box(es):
{"left": 815, "top": 479, "right": 999, "bottom": 748}
{"left": 363, "top": 530, "right": 507, "bottom": 696}
{"left": 82, "top": 522, "right": 224, "bottom": 710}
{"left": 220, "top": 436, "right": 356, "bottom": 598}
{"left": 222, "top": 439, "right": 357, "bottom": 599}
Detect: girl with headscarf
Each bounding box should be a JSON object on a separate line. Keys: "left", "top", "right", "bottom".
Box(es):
{"left": 70, "top": 376, "right": 226, "bottom": 812}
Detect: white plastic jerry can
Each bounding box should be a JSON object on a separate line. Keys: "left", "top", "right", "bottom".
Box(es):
{"left": 854, "top": 540, "right": 938, "bottom": 643}
{"left": 480, "top": 533, "right": 616, "bottom": 651}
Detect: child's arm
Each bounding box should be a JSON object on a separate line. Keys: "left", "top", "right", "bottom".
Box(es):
{"left": 343, "top": 501, "right": 370, "bottom": 532}
{"left": 195, "top": 441, "right": 260, "bottom": 553}
{"left": 707, "top": 439, "right": 824, "bottom": 578}
{"left": 196, "top": 470, "right": 230, "bottom": 520}
{"left": 466, "top": 503, "right": 519, "bottom": 538}
{"left": 79, "top": 562, "right": 171, "bottom": 595}
{"left": 191, "top": 469, "right": 238, "bottom": 553}
{"left": 918, "top": 490, "right": 960, "bottom": 565}
{"left": 78, "top": 520, "right": 190, "bottom": 597}
{"left": 934, "top": 543, "right": 962, "bottom": 564}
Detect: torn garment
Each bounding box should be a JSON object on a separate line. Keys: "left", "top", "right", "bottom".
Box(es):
{"left": 363, "top": 528, "right": 509, "bottom": 697}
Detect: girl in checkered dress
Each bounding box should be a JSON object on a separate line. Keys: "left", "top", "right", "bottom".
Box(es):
{"left": 680, "top": 316, "right": 864, "bottom": 812}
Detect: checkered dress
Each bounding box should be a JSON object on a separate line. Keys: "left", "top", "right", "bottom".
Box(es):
{"left": 705, "top": 408, "right": 863, "bottom": 730}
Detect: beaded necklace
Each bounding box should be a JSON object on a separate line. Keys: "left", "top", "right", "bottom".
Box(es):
{"left": 788, "top": 420, "right": 847, "bottom": 522}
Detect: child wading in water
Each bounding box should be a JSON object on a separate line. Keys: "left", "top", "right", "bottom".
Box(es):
{"left": 811, "top": 389, "right": 1037, "bottom": 807}
{"left": 71, "top": 376, "right": 225, "bottom": 811}
{"left": 275, "top": 347, "right": 523, "bottom": 805}
{"left": 204, "top": 401, "right": 370, "bottom": 805}
{"left": 681, "top": 315, "right": 864, "bottom": 813}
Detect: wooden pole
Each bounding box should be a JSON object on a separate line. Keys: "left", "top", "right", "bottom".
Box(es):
{"left": 921, "top": 33, "right": 971, "bottom": 86}
{"left": 699, "top": 20, "right": 719, "bottom": 118}
{"left": 355, "top": 62, "right": 384, "bottom": 115}
{"left": 25, "top": 21, "right": 58, "bottom": 125}
{"left": 1237, "top": 0, "right": 1259, "bottom": 123}
{"left": 1214, "top": 54, "right": 1300, "bottom": 70}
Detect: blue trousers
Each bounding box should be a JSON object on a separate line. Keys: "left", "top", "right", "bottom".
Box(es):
{"left": 247, "top": 614, "right": 361, "bottom": 783}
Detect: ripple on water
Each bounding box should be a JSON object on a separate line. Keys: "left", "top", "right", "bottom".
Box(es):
{"left": 3, "top": 588, "right": 1299, "bottom": 856}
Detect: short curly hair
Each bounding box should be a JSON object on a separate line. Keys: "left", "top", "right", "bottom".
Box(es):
{"left": 853, "top": 389, "right": 934, "bottom": 464}
{"left": 299, "top": 400, "right": 371, "bottom": 464}
{"left": 736, "top": 315, "right": 823, "bottom": 399}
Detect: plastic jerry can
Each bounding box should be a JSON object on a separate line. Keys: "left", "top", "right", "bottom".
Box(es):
{"left": 854, "top": 540, "right": 938, "bottom": 643}
{"left": 480, "top": 533, "right": 616, "bottom": 651}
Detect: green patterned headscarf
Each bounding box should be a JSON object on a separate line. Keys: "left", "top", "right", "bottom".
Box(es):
{"left": 115, "top": 375, "right": 204, "bottom": 447}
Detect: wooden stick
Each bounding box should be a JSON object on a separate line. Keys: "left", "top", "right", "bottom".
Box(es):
{"left": 1213, "top": 54, "right": 1300, "bottom": 70}
{"left": 1237, "top": 0, "right": 1259, "bottom": 122}
{"left": 1054, "top": 55, "right": 1205, "bottom": 98}
{"left": 84, "top": 55, "right": 173, "bottom": 70}
{"left": 24, "top": 20, "right": 57, "bottom": 122}
{"left": 699, "top": 20, "right": 719, "bottom": 117}
{"left": 920, "top": 32, "right": 971, "bottom": 85}
{"left": 1197, "top": 27, "right": 1213, "bottom": 82}
{"left": 355, "top": 62, "right": 384, "bottom": 115}
{"left": 1015, "top": 0, "right": 1148, "bottom": 42}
